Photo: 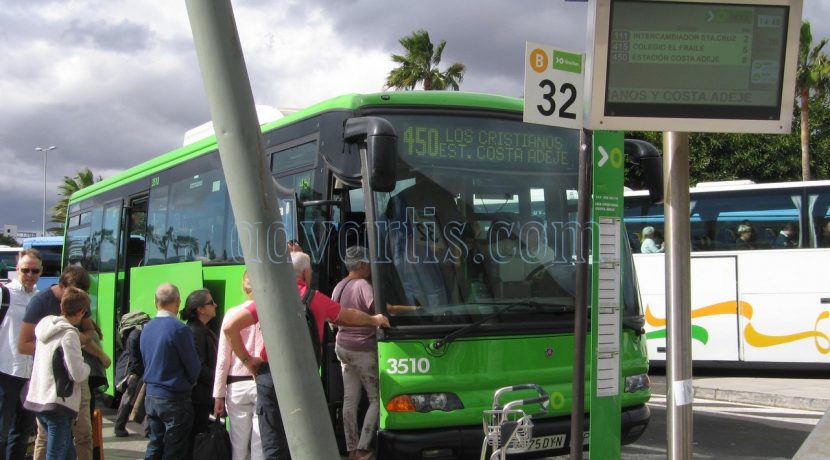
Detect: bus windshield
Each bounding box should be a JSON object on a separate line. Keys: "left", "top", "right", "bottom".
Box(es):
{"left": 372, "top": 113, "right": 589, "bottom": 328}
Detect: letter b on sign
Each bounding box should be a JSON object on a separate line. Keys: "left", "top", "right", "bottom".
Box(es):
{"left": 530, "top": 48, "right": 548, "bottom": 73}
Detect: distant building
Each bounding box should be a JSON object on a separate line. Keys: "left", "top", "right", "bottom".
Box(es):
{"left": 1, "top": 225, "right": 35, "bottom": 244}
{"left": 2, "top": 225, "right": 19, "bottom": 243}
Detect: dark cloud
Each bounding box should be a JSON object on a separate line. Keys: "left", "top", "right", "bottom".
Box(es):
{"left": 62, "top": 19, "right": 153, "bottom": 53}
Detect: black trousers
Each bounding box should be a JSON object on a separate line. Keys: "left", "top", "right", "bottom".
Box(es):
{"left": 255, "top": 363, "right": 291, "bottom": 460}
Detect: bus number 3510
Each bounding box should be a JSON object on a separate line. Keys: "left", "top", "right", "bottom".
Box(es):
{"left": 387, "top": 358, "right": 431, "bottom": 374}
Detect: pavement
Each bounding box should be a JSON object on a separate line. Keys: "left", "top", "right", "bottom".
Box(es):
{"left": 99, "top": 376, "right": 830, "bottom": 459}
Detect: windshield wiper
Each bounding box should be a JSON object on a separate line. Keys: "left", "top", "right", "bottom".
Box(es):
{"left": 431, "top": 301, "right": 572, "bottom": 350}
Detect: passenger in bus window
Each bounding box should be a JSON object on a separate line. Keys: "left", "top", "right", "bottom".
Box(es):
{"left": 735, "top": 224, "right": 756, "bottom": 249}
{"left": 819, "top": 220, "right": 830, "bottom": 247}
{"left": 774, "top": 222, "right": 798, "bottom": 248}
{"left": 640, "top": 226, "right": 664, "bottom": 254}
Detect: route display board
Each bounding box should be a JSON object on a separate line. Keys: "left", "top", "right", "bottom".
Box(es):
{"left": 585, "top": 0, "right": 802, "bottom": 133}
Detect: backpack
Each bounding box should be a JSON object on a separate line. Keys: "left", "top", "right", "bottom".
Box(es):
{"left": 118, "top": 311, "right": 151, "bottom": 343}
{"left": 53, "top": 345, "right": 74, "bottom": 399}
{"left": 302, "top": 288, "right": 322, "bottom": 367}
{"left": 0, "top": 285, "right": 10, "bottom": 327}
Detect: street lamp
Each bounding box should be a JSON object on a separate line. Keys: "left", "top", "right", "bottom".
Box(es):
{"left": 34, "top": 146, "right": 57, "bottom": 236}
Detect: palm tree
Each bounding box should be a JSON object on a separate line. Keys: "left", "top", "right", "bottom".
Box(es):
{"left": 386, "top": 30, "right": 466, "bottom": 91}
{"left": 796, "top": 21, "right": 830, "bottom": 181}
{"left": 50, "top": 168, "right": 102, "bottom": 232}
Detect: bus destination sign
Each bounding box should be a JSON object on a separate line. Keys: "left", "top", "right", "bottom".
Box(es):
{"left": 586, "top": 0, "right": 802, "bottom": 133}
{"left": 384, "top": 115, "right": 580, "bottom": 173}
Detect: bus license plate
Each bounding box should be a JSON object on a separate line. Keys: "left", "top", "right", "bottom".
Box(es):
{"left": 527, "top": 434, "right": 566, "bottom": 451}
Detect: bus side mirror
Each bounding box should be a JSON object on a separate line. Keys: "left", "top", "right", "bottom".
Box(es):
{"left": 344, "top": 117, "right": 397, "bottom": 193}
{"left": 624, "top": 139, "right": 663, "bottom": 204}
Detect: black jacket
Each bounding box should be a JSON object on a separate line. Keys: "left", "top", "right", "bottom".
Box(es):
{"left": 126, "top": 328, "right": 145, "bottom": 377}
{"left": 187, "top": 320, "right": 218, "bottom": 405}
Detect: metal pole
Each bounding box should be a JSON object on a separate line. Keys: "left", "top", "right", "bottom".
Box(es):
{"left": 664, "top": 131, "right": 693, "bottom": 459}
{"left": 183, "top": 1, "right": 340, "bottom": 458}
{"left": 43, "top": 151, "right": 47, "bottom": 236}
{"left": 570, "top": 129, "right": 591, "bottom": 459}
{"left": 35, "top": 146, "right": 56, "bottom": 236}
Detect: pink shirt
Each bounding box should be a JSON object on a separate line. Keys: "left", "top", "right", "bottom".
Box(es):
{"left": 332, "top": 278, "right": 377, "bottom": 352}
{"left": 213, "top": 301, "right": 264, "bottom": 398}
{"left": 246, "top": 279, "right": 342, "bottom": 362}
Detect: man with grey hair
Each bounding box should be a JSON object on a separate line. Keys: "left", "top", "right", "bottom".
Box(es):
{"left": 140, "top": 283, "right": 201, "bottom": 460}
{"left": 223, "top": 252, "right": 390, "bottom": 459}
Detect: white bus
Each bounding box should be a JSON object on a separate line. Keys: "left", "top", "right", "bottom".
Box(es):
{"left": 625, "top": 180, "right": 830, "bottom": 368}
{"left": 22, "top": 236, "right": 63, "bottom": 291}
{"left": 0, "top": 246, "right": 22, "bottom": 283}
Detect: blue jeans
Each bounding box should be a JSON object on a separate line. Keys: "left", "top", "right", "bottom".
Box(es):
{"left": 35, "top": 412, "right": 75, "bottom": 460}
{"left": 255, "top": 363, "right": 291, "bottom": 459}
{"left": 143, "top": 395, "right": 193, "bottom": 460}
{"left": 0, "top": 372, "right": 36, "bottom": 460}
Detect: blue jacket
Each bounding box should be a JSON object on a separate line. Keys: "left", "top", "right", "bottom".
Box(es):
{"left": 140, "top": 311, "right": 200, "bottom": 399}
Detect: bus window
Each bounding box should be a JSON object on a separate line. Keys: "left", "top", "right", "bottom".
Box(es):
{"left": 808, "top": 187, "right": 830, "bottom": 247}
{"left": 147, "top": 154, "right": 230, "bottom": 264}
{"left": 99, "top": 204, "right": 121, "bottom": 272}
{"left": 692, "top": 190, "right": 801, "bottom": 250}
{"left": 623, "top": 199, "right": 664, "bottom": 253}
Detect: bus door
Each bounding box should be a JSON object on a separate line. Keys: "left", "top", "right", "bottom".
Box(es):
{"left": 637, "top": 255, "right": 741, "bottom": 363}
{"left": 94, "top": 199, "right": 125, "bottom": 393}
{"left": 116, "top": 195, "right": 148, "bottom": 323}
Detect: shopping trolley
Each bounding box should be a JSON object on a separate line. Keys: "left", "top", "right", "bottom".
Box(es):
{"left": 480, "top": 383, "right": 550, "bottom": 460}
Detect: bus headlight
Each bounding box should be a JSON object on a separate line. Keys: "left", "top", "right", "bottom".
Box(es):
{"left": 624, "top": 373, "right": 651, "bottom": 393}
{"left": 386, "top": 393, "right": 464, "bottom": 413}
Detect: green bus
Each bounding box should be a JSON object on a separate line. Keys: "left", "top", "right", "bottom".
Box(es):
{"left": 65, "top": 91, "right": 653, "bottom": 458}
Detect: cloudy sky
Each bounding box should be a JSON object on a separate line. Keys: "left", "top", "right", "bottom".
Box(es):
{"left": 2, "top": 0, "right": 828, "bottom": 235}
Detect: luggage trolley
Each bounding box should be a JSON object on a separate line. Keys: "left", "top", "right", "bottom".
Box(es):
{"left": 480, "top": 383, "right": 550, "bottom": 460}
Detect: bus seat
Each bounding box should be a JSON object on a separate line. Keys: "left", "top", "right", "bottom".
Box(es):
{"left": 629, "top": 232, "right": 641, "bottom": 253}
{"left": 718, "top": 227, "right": 736, "bottom": 247}
{"left": 763, "top": 227, "right": 777, "bottom": 244}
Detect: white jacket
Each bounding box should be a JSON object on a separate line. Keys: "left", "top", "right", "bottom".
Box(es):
{"left": 24, "top": 315, "right": 90, "bottom": 416}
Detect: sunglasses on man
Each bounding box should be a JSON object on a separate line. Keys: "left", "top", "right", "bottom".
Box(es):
{"left": 19, "top": 268, "right": 41, "bottom": 275}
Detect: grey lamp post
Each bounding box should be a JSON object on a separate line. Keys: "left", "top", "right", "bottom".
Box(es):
{"left": 34, "top": 146, "right": 56, "bottom": 236}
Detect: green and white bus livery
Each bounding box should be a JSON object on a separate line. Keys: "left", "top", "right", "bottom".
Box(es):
{"left": 65, "top": 91, "right": 653, "bottom": 458}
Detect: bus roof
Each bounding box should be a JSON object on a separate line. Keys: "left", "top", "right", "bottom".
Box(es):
{"left": 22, "top": 236, "right": 64, "bottom": 247}
{"left": 625, "top": 179, "right": 830, "bottom": 197}
{"left": 69, "top": 91, "right": 523, "bottom": 204}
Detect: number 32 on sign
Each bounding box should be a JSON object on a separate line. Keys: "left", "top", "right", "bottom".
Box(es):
{"left": 523, "top": 42, "right": 584, "bottom": 130}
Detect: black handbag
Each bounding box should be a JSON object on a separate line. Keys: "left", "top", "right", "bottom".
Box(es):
{"left": 192, "top": 417, "right": 231, "bottom": 460}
